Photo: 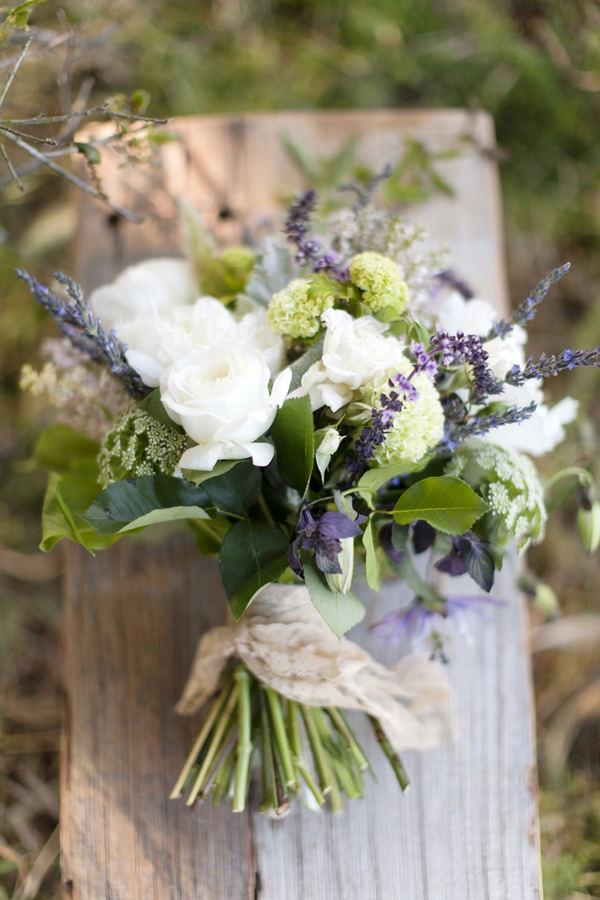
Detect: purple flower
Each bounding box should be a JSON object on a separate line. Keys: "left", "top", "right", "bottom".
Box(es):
{"left": 370, "top": 593, "right": 505, "bottom": 655}
{"left": 441, "top": 401, "right": 537, "bottom": 449}
{"left": 430, "top": 329, "right": 503, "bottom": 401}
{"left": 284, "top": 190, "right": 348, "bottom": 281}
{"left": 505, "top": 347, "right": 600, "bottom": 385}
{"left": 492, "top": 263, "right": 571, "bottom": 337}
{"left": 289, "top": 506, "right": 365, "bottom": 576}
{"left": 412, "top": 520, "right": 436, "bottom": 554}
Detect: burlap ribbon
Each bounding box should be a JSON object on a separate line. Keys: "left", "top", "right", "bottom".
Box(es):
{"left": 177, "top": 583, "right": 455, "bottom": 754}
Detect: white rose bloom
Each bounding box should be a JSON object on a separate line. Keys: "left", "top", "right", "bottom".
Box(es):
{"left": 119, "top": 297, "right": 237, "bottom": 388}
{"left": 160, "top": 344, "right": 292, "bottom": 471}
{"left": 300, "top": 309, "right": 408, "bottom": 411}
{"left": 89, "top": 258, "right": 197, "bottom": 328}
{"left": 235, "top": 306, "right": 286, "bottom": 377}
{"left": 435, "top": 290, "right": 578, "bottom": 456}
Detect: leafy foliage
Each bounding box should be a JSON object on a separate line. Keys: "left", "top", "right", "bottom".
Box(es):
{"left": 392, "top": 476, "right": 488, "bottom": 535}
{"left": 219, "top": 520, "right": 289, "bottom": 619}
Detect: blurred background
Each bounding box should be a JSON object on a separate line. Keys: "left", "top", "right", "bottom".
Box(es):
{"left": 0, "top": 1, "right": 598, "bottom": 897}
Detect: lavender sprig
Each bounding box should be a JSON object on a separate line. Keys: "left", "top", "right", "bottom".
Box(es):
{"left": 16, "top": 269, "right": 149, "bottom": 398}
{"left": 348, "top": 374, "right": 418, "bottom": 478}
{"left": 492, "top": 263, "right": 571, "bottom": 338}
{"left": 338, "top": 163, "right": 393, "bottom": 211}
{"left": 284, "top": 190, "right": 349, "bottom": 280}
{"left": 442, "top": 401, "right": 537, "bottom": 449}
{"left": 430, "top": 330, "right": 503, "bottom": 401}
{"left": 506, "top": 347, "right": 600, "bottom": 385}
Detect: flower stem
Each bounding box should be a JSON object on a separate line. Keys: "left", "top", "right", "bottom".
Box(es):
{"left": 212, "top": 742, "right": 236, "bottom": 807}
{"left": 258, "top": 687, "right": 278, "bottom": 812}
{"left": 170, "top": 672, "right": 233, "bottom": 799}
{"left": 265, "top": 687, "right": 297, "bottom": 790}
{"left": 232, "top": 667, "right": 254, "bottom": 813}
{"left": 288, "top": 700, "right": 325, "bottom": 807}
{"left": 312, "top": 708, "right": 360, "bottom": 801}
{"left": 326, "top": 707, "right": 370, "bottom": 772}
{"left": 301, "top": 706, "right": 343, "bottom": 812}
{"left": 186, "top": 682, "right": 240, "bottom": 805}
{"left": 369, "top": 716, "right": 410, "bottom": 792}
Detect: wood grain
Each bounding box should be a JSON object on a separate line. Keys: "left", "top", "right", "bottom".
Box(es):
{"left": 61, "top": 110, "right": 542, "bottom": 899}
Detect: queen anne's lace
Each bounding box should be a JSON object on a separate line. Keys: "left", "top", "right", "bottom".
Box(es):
{"left": 445, "top": 441, "right": 547, "bottom": 550}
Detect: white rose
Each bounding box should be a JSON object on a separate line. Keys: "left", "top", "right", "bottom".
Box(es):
{"left": 89, "top": 258, "right": 197, "bottom": 328}
{"left": 300, "top": 308, "right": 408, "bottom": 411}
{"left": 235, "top": 306, "right": 286, "bottom": 377}
{"left": 160, "top": 344, "right": 292, "bottom": 471}
{"left": 118, "top": 296, "right": 237, "bottom": 388}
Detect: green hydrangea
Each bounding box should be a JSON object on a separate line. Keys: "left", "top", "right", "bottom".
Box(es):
{"left": 98, "top": 407, "right": 188, "bottom": 487}
{"left": 361, "top": 369, "right": 445, "bottom": 466}
{"left": 266, "top": 277, "right": 333, "bottom": 339}
{"left": 445, "top": 441, "right": 547, "bottom": 551}
{"left": 349, "top": 252, "right": 409, "bottom": 315}
{"left": 200, "top": 246, "right": 255, "bottom": 304}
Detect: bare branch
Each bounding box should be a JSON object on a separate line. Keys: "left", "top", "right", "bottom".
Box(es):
{"left": 0, "top": 36, "right": 32, "bottom": 110}
{"left": 0, "top": 141, "right": 23, "bottom": 190}
{"left": 0, "top": 127, "right": 142, "bottom": 222}
{"left": 0, "top": 105, "right": 168, "bottom": 127}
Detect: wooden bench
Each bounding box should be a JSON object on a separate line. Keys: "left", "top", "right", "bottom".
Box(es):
{"left": 61, "top": 110, "right": 543, "bottom": 899}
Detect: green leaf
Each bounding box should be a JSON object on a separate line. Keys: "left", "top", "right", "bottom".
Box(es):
{"left": 117, "top": 505, "right": 209, "bottom": 534}
{"left": 34, "top": 425, "right": 99, "bottom": 476}
{"left": 182, "top": 459, "right": 239, "bottom": 485}
{"left": 188, "top": 516, "right": 231, "bottom": 555}
{"left": 302, "top": 557, "right": 365, "bottom": 637}
{"left": 139, "top": 388, "right": 179, "bottom": 428}
{"left": 288, "top": 333, "right": 325, "bottom": 391}
{"left": 392, "top": 476, "right": 488, "bottom": 534}
{"left": 74, "top": 141, "right": 101, "bottom": 166}
{"left": 201, "top": 460, "right": 261, "bottom": 516}
{"left": 355, "top": 457, "right": 430, "bottom": 498}
{"left": 219, "top": 521, "right": 289, "bottom": 619}
{"left": 84, "top": 475, "right": 210, "bottom": 535}
{"left": 362, "top": 517, "right": 380, "bottom": 591}
{"left": 41, "top": 472, "right": 116, "bottom": 553}
{"left": 270, "top": 394, "right": 314, "bottom": 495}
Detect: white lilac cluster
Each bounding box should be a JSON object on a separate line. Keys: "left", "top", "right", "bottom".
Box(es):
{"left": 90, "top": 258, "right": 290, "bottom": 471}
{"left": 445, "top": 441, "right": 547, "bottom": 550}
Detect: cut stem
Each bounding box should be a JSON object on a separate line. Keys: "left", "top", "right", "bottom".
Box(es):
{"left": 266, "top": 688, "right": 297, "bottom": 790}
{"left": 288, "top": 700, "right": 324, "bottom": 807}
{"left": 326, "top": 707, "right": 370, "bottom": 772}
{"left": 232, "top": 667, "right": 254, "bottom": 813}
{"left": 258, "top": 687, "right": 278, "bottom": 812}
{"left": 186, "top": 682, "right": 240, "bottom": 805}
{"left": 170, "top": 673, "right": 233, "bottom": 799}
{"left": 369, "top": 716, "right": 410, "bottom": 792}
{"left": 212, "top": 742, "right": 236, "bottom": 807}
{"left": 301, "top": 706, "right": 343, "bottom": 812}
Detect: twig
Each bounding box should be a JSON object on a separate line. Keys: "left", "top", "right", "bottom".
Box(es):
{"left": 0, "top": 37, "right": 32, "bottom": 110}
{"left": 0, "top": 141, "right": 22, "bottom": 190}
{"left": 1, "top": 127, "right": 142, "bottom": 222}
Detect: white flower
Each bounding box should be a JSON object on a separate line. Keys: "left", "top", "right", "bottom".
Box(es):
{"left": 89, "top": 258, "right": 197, "bottom": 328}
{"left": 160, "top": 344, "right": 291, "bottom": 471}
{"left": 435, "top": 290, "right": 578, "bottom": 456}
{"left": 235, "top": 305, "right": 286, "bottom": 377}
{"left": 300, "top": 309, "right": 408, "bottom": 411}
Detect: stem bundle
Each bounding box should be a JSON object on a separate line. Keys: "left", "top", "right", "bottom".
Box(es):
{"left": 171, "top": 663, "right": 410, "bottom": 814}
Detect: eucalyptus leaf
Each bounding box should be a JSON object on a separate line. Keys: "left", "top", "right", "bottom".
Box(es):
{"left": 270, "top": 395, "right": 314, "bottom": 495}
{"left": 288, "top": 334, "right": 324, "bottom": 391}
{"left": 392, "top": 476, "right": 488, "bottom": 534}
{"left": 302, "top": 557, "right": 365, "bottom": 637}
{"left": 244, "top": 238, "right": 295, "bottom": 306}
{"left": 362, "top": 517, "right": 380, "bottom": 591}
{"left": 219, "top": 521, "right": 289, "bottom": 619}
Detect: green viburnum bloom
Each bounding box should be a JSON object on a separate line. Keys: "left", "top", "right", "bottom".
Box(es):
{"left": 266, "top": 277, "right": 333, "bottom": 339}
{"left": 349, "top": 251, "right": 409, "bottom": 315}
{"left": 445, "top": 441, "right": 547, "bottom": 551}
{"left": 98, "top": 407, "right": 188, "bottom": 487}
{"left": 360, "top": 365, "right": 445, "bottom": 466}
{"left": 200, "top": 246, "right": 255, "bottom": 304}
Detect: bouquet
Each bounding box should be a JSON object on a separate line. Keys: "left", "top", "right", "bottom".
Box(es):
{"left": 19, "top": 179, "right": 600, "bottom": 817}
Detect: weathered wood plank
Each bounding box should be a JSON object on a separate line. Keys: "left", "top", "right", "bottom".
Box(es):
{"left": 61, "top": 110, "right": 542, "bottom": 900}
